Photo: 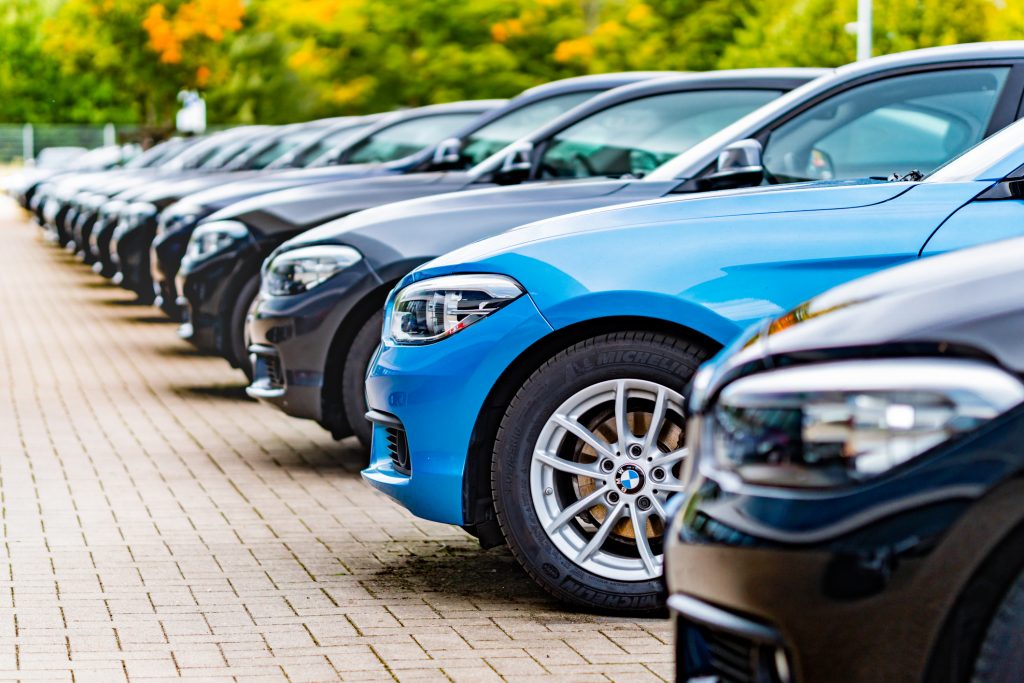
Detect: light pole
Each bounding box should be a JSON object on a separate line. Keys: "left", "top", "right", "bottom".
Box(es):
{"left": 857, "top": 0, "right": 873, "bottom": 61}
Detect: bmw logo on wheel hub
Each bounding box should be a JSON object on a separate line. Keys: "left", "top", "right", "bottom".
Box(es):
{"left": 615, "top": 464, "right": 645, "bottom": 494}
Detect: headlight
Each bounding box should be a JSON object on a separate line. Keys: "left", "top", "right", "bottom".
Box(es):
{"left": 185, "top": 220, "right": 249, "bottom": 261}
{"left": 262, "top": 245, "right": 362, "bottom": 296}
{"left": 157, "top": 211, "right": 199, "bottom": 238}
{"left": 388, "top": 274, "right": 524, "bottom": 344}
{"left": 705, "top": 358, "right": 1024, "bottom": 488}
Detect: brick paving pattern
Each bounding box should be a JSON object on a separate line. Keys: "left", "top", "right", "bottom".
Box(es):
{"left": 0, "top": 197, "right": 672, "bottom": 682}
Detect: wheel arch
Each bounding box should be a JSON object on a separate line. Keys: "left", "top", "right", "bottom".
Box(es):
{"left": 320, "top": 278, "right": 401, "bottom": 438}
{"left": 460, "top": 315, "right": 723, "bottom": 545}
{"left": 925, "top": 508, "right": 1024, "bottom": 682}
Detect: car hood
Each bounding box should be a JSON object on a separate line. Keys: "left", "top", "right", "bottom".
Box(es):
{"left": 181, "top": 163, "right": 398, "bottom": 214}
{"left": 205, "top": 172, "right": 475, "bottom": 238}
{"left": 119, "top": 170, "right": 262, "bottom": 208}
{"left": 284, "top": 177, "right": 651, "bottom": 264}
{"left": 427, "top": 179, "right": 903, "bottom": 270}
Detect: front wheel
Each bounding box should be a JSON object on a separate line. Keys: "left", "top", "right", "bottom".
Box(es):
{"left": 229, "top": 275, "right": 261, "bottom": 380}
{"left": 341, "top": 311, "right": 383, "bottom": 449}
{"left": 492, "top": 332, "right": 710, "bottom": 613}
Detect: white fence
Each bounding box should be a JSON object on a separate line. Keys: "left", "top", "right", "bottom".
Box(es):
{"left": 0, "top": 124, "right": 144, "bottom": 164}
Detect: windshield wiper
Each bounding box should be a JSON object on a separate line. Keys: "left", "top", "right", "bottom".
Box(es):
{"left": 887, "top": 169, "right": 924, "bottom": 182}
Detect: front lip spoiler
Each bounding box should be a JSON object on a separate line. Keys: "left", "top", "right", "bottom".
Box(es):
{"left": 667, "top": 593, "right": 784, "bottom": 645}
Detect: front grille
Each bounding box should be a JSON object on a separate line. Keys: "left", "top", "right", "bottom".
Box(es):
{"left": 677, "top": 618, "right": 791, "bottom": 683}
{"left": 385, "top": 425, "right": 411, "bottom": 475}
{"left": 264, "top": 355, "right": 284, "bottom": 388}
{"left": 704, "top": 628, "right": 759, "bottom": 683}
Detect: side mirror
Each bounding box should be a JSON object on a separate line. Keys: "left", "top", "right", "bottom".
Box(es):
{"left": 699, "top": 139, "right": 765, "bottom": 191}
{"left": 493, "top": 142, "right": 534, "bottom": 185}
{"left": 430, "top": 137, "right": 463, "bottom": 168}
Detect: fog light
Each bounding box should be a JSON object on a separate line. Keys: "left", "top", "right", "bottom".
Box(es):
{"left": 773, "top": 647, "right": 792, "bottom": 683}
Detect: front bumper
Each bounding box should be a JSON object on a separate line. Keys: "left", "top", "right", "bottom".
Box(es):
{"left": 112, "top": 216, "right": 158, "bottom": 301}
{"left": 362, "top": 295, "right": 553, "bottom": 525}
{"left": 177, "top": 240, "right": 259, "bottom": 358}
{"left": 246, "top": 260, "right": 381, "bottom": 426}
{"left": 151, "top": 226, "right": 196, "bottom": 320}
{"left": 667, "top": 406, "right": 1024, "bottom": 682}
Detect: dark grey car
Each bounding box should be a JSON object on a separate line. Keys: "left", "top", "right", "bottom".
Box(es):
{"left": 232, "top": 68, "right": 825, "bottom": 442}
{"left": 248, "top": 42, "right": 1024, "bottom": 447}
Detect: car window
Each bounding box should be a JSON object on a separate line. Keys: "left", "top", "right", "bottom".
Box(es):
{"left": 459, "top": 92, "right": 598, "bottom": 168}
{"left": 200, "top": 137, "right": 255, "bottom": 169}
{"left": 290, "top": 125, "right": 369, "bottom": 167}
{"left": 537, "top": 89, "right": 782, "bottom": 180}
{"left": 762, "top": 67, "right": 1010, "bottom": 183}
{"left": 345, "top": 113, "right": 480, "bottom": 164}
{"left": 242, "top": 129, "right": 327, "bottom": 170}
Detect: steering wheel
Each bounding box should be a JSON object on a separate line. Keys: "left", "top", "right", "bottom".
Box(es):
{"left": 570, "top": 153, "right": 597, "bottom": 177}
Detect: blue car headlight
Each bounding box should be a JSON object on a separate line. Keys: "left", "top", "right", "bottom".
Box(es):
{"left": 388, "top": 274, "right": 524, "bottom": 345}
{"left": 704, "top": 358, "right": 1024, "bottom": 489}
{"left": 185, "top": 220, "right": 249, "bottom": 262}
{"left": 261, "top": 244, "right": 362, "bottom": 296}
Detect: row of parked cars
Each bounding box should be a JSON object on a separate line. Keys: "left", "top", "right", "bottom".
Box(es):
{"left": 9, "top": 40, "right": 1024, "bottom": 683}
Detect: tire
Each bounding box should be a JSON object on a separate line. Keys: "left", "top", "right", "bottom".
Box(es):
{"left": 972, "top": 570, "right": 1024, "bottom": 683}
{"left": 341, "top": 311, "right": 383, "bottom": 449}
{"left": 229, "top": 275, "right": 261, "bottom": 380}
{"left": 492, "top": 331, "right": 710, "bottom": 613}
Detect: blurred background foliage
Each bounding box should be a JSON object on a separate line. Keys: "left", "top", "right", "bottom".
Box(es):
{"left": 1, "top": 0, "right": 1023, "bottom": 128}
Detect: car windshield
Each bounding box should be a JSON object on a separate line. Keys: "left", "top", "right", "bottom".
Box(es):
{"left": 458, "top": 91, "right": 598, "bottom": 168}
{"left": 200, "top": 135, "right": 259, "bottom": 169}
{"left": 760, "top": 67, "right": 1009, "bottom": 183}
{"left": 535, "top": 89, "right": 783, "bottom": 180}
{"left": 926, "top": 116, "right": 1024, "bottom": 183}
{"left": 285, "top": 124, "right": 370, "bottom": 168}
{"left": 238, "top": 127, "right": 329, "bottom": 170}
{"left": 343, "top": 113, "right": 480, "bottom": 164}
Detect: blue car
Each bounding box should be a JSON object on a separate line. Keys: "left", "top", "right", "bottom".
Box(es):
{"left": 363, "top": 115, "right": 1024, "bottom": 612}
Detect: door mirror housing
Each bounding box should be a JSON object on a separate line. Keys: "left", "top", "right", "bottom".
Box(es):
{"left": 493, "top": 142, "right": 534, "bottom": 185}
{"left": 699, "top": 139, "right": 765, "bottom": 191}
{"left": 430, "top": 137, "right": 464, "bottom": 169}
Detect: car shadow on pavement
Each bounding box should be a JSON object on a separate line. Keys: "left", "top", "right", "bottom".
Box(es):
{"left": 152, "top": 342, "right": 210, "bottom": 358}
{"left": 267, "top": 438, "right": 369, "bottom": 474}
{"left": 176, "top": 383, "right": 253, "bottom": 401}
{"left": 367, "top": 542, "right": 567, "bottom": 611}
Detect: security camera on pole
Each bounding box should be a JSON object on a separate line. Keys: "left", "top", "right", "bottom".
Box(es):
{"left": 176, "top": 90, "right": 207, "bottom": 134}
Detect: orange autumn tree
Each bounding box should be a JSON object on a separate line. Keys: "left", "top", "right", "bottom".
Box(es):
{"left": 45, "top": 0, "right": 245, "bottom": 126}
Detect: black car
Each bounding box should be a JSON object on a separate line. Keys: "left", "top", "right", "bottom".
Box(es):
{"left": 173, "top": 73, "right": 681, "bottom": 375}
{"left": 81, "top": 127, "right": 274, "bottom": 279}
{"left": 108, "top": 120, "right": 367, "bottom": 300}
{"left": 143, "top": 101, "right": 504, "bottom": 313}
{"left": 668, "top": 235, "right": 1024, "bottom": 682}
{"left": 236, "top": 68, "right": 821, "bottom": 444}
{"left": 152, "top": 74, "right": 672, "bottom": 319}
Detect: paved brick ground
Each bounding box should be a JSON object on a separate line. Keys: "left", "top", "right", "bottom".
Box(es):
{"left": 0, "top": 197, "right": 673, "bottom": 682}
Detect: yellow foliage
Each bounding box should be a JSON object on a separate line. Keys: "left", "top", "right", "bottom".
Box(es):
{"left": 626, "top": 3, "right": 653, "bottom": 24}
{"left": 594, "top": 20, "right": 622, "bottom": 38}
{"left": 491, "top": 18, "right": 524, "bottom": 43}
{"left": 554, "top": 36, "right": 595, "bottom": 63}
{"left": 330, "top": 76, "right": 375, "bottom": 106}
{"left": 142, "top": 0, "right": 245, "bottom": 64}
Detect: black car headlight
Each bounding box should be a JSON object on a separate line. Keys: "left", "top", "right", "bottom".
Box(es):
{"left": 704, "top": 358, "right": 1024, "bottom": 488}
{"left": 262, "top": 245, "right": 362, "bottom": 296}
{"left": 388, "top": 274, "right": 524, "bottom": 345}
{"left": 185, "top": 220, "right": 249, "bottom": 261}
{"left": 157, "top": 210, "right": 200, "bottom": 238}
